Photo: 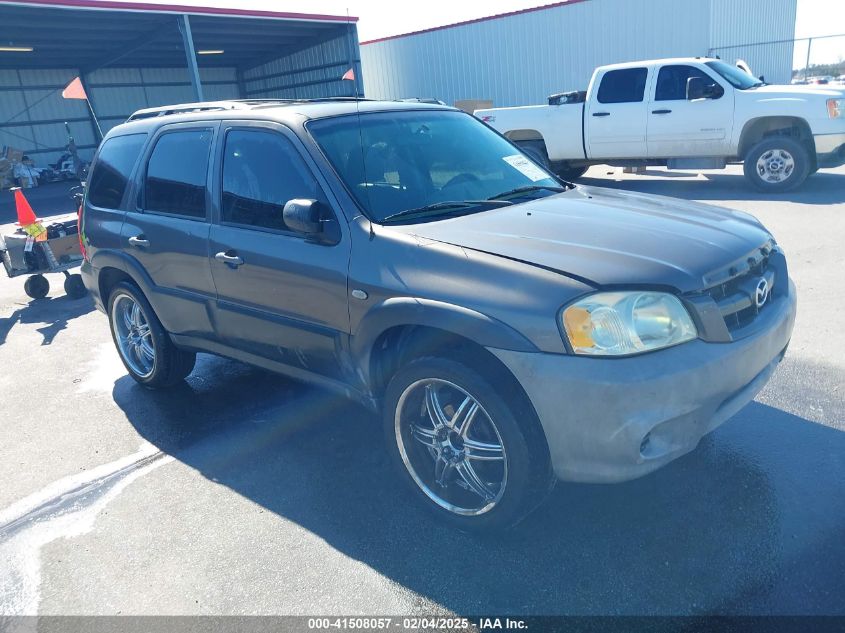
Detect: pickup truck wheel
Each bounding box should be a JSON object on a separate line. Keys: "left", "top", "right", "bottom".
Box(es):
{"left": 555, "top": 165, "right": 588, "bottom": 181}
{"left": 384, "top": 356, "right": 550, "bottom": 531}
{"left": 107, "top": 281, "right": 196, "bottom": 388}
{"left": 744, "top": 137, "right": 810, "bottom": 192}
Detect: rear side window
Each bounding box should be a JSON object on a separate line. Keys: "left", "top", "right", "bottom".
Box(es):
{"left": 656, "top": 65, "right": 718, "bottom": 101}
{"left": 221, "top": 129, "right": 325, "bottom": 231}
{"left": 597, "top": 68, "right": 648, "bottom": 104}
{"left": 144, "top": 129, "right": 212, "bottom": 218}
{"left": 87, "top": 133, "right": 147, "bottom": 209}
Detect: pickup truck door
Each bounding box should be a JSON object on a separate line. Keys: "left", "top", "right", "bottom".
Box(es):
{"left": 647, "top": 64, "right": 734, "bottom": 158}
{"left": 585, "top": 67, "right": 650, "bottom": 159}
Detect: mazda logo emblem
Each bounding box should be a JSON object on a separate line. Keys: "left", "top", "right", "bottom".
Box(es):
{"left": 755, "top": 278, "right": 770, "bottom": 309}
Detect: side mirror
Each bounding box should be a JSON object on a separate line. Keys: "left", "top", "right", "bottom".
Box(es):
{"left": 686, "top": 77, "right": 722, "bottom": 100}
{"left": 283, "top": 199, "right": 323, "bottom": 236}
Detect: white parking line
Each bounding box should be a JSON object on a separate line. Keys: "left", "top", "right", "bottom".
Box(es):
{"left": 0, "top": 444, "right": 172, "bottom": 615}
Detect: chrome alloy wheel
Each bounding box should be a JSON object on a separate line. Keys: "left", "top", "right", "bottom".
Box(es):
{"left": 111, "top": 293, "right": 156, "bottom": 378}
{"left": 395, "top": 379, "right": 507, "bottom": 516}
{"left": 756, "top": 148, "right": 795, "bottom": 183}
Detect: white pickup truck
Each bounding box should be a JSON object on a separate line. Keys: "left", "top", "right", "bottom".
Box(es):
{"left": 475, "top": 57, "right": 845, "bottom": 191}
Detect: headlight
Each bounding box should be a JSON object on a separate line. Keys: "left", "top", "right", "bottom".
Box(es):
{"left": 828, "top": 99, "right": 843, "bottom": 119}
{"left": 562, "top": 291, "right": 697, "bottom": 356}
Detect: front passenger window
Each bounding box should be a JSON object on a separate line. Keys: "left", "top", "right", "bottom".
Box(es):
{"left": 656, "top": 65, "right": 719, "bottom": 101}
{"left": 221, "top": 129, "right": 325, "bottom": 232}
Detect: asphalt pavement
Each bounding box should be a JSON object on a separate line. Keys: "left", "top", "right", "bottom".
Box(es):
{"left": 0, "top": 164, "right": 843, "bottom": 617}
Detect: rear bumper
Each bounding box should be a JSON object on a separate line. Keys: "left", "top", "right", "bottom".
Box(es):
{"left": 80, "top": 260, "right": 105, "bottom": 313}
{"left": 814, "top": 132, "right": 845, "bottom": 168}
{"left": 490, "top": 280, "right": 797, "bottom": 483}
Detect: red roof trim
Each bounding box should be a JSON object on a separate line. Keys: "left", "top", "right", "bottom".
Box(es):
{"left": 360, "top": 0, "right": 586, "bottom": 45}
{"left": 1, "top": 0, "right": 358, "bottom": 22}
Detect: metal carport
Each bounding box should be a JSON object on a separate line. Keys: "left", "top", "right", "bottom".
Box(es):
{"left": 0, "top": 0, "right": 362, "bottom": 167}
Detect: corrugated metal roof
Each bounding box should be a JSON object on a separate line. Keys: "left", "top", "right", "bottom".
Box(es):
{"left": 0, "top": 0, "right": 358, "bottom": 22}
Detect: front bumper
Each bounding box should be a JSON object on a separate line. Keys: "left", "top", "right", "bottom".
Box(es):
{"left": 814, "top": 132, "right": 845, "bottom": 168}
{"left": 491, "top": 279, "right": 797, "bottom": 483}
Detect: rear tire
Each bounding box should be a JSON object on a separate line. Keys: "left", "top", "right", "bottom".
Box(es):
{"left": 383, "top": 356, "right": 552, "bottom": 531}
{"left": 555, "top": 164, "right": 588, "bottom": 182}
{"left": 24, "top": 274, "right": 49, "bottom": 300}
{"left": 744, "top": 137, "right": 810, "bottom": 192}
{"left": 517, "top": 140, "right": 551, "bottom": 169}
{"left": 107, "top": 281, "right": 196, "bottom": 388}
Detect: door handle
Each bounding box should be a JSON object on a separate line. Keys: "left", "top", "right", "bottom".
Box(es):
{"left": 592, "top": 112, "right": 611, "bottom": 117}
{"left": 651, "top": 109, "right": 672, "bottom": 114}
{"left": 215, "top": 251, "right": 244, "bottom": 267}
{"left": 128, "top": 235, "right": 150, "bottom": 248}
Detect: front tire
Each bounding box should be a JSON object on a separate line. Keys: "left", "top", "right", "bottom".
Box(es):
{"left": 383, "top": 356, "right": 551, "bottom": 531}
{"left": 744, "top": 137, "right": 810, "bottom": 192}
{"left": 107, "top": 281, "right": 196, "bottom": 388}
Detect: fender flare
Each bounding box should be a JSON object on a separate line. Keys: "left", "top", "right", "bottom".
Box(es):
{"left": 90, "top": 249, "right": 156, "bottom": 298}
{"left": 350, "top": 297, "right": 539, "bottom": 385}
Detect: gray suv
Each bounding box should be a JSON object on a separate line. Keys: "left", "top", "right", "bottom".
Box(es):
{"left": 80, "top": 99, "right": 796, "bottom": 530}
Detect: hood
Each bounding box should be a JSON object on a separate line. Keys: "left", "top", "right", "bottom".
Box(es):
{"left": 744, "top": 84, "right": 844, "bottom": 99}
{"left": 394, "top": 186, "right": 773, "bottom": 293}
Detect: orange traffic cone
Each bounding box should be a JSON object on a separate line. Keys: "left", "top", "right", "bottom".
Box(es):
{"left": 12, "top": 187, "right": 39, "bottom": 226}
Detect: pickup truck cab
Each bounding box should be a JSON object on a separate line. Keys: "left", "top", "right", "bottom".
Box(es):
{"left": 476, "top": 57, "right": 845, "bottom": 191}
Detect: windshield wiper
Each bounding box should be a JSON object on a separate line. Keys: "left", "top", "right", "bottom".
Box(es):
{"left": 381, "top": 200, "right": 512, "bottom": 224}
{"left": 487, "top": 184, "right": 569, "bottom": 201}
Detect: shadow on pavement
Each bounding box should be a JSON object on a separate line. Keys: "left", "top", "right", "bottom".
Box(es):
{"left": 578, "top": 170, "right": 845, "bottom": 204}
{"left": 0, "top": 293, "right": 93, "bottom": 346}
{"left": 112, "top": 354, "right": 845, "bottom": 615}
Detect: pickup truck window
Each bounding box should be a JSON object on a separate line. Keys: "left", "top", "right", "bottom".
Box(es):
{"left": 656, "top": 65, "right": 719, "bottom": 101}
{"left": 705, "top": 60, "right": 763, "bottom": 90}
{"left": 596, "top": 68, "right": 648, "bottom": 104}
{"left": 308, "top": 110, "right": 559, "bottom": 223}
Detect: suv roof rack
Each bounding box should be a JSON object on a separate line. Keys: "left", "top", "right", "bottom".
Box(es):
{"left": 126, "top": 101, "right": 251, "bottom": 121}
{"left": 127, "top": 97, "right": 373, "bottom": 121}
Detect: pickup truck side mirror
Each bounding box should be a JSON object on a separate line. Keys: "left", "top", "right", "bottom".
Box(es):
{"left": 283, "top": 199, "right": 324, "bottom": 236}
{"left": 686, "top": 76, "right": 723, "bottom": 100}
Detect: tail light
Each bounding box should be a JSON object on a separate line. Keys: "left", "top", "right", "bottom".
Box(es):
{"left": 77, "top": 203, "right": 88, "bottom": 261}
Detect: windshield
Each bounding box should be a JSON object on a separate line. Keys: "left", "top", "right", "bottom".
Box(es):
{"left": 307, "top": 110, "right": 560, "bottom": 223}
{"left": 705, "top": 60, "right": 762, "bottom": 90}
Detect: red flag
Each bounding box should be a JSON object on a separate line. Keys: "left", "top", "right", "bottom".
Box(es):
{"left": 341, "top": 68, "right": 355, "bottom": 81}
{"left": 62, "top": 77, "right": 87, "bottom": 100}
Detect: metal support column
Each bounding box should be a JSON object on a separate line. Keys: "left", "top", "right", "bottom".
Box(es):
{"left": 178, "top": 14, "right": 204, "bottom": 101}
{"left": 235, "top": 67, "right": 248, "bottom": 99}
{"left": 344, "top": 23, "right": 361, "bottom": 98}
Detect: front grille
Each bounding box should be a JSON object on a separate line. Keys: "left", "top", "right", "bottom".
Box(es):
{"left": 703, "top": 243, "right": 776, "bottom": 332}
